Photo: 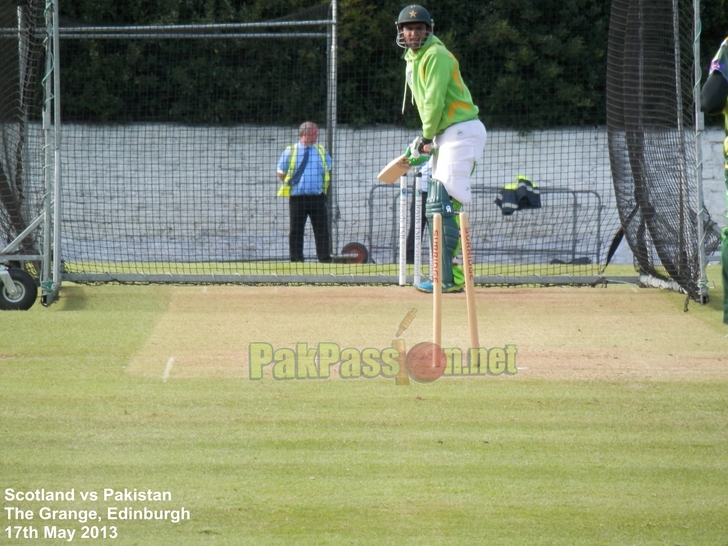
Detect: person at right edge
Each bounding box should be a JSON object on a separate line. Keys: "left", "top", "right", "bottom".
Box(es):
{"left": 701, "top": 37, "right": 728, "bottom": 323}
{"left": 395, "top": 4, "right": 487, "bottom": 293}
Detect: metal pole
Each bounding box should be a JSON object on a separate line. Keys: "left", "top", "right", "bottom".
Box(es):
{"left": 40, "top": 0, "right": 62, "bottom": 305}
{"left": 17, "top": 7, "right": 26, "bottom": 108}
{"left": 40, "top": 0, "right": 53, "bottom": 289}
{"left": 51, "top": 0, "right": 62, "bottom": 297}
{"left": 326, "top": 0, "right": 338, "bottom": 255}
{"left": 413, "top": 171, "right": 423, "bottom": 285}
{"left": 398, "top": 176, "right": 407, "bottom": 285}
{"left": 672, "top": 0, "right": 687, "bottom": 277}
{"left": 693, "top": 0, "right": 709, "bottom": 303}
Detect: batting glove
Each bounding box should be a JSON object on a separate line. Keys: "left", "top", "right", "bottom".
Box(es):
{"left": 406, "top": 135, "right": 433, "bottom": 166}
{"left": 406, "top": 147, "right": 430, "bottom": 167}
{"left": 408, "top": 135, "right": 433, "bottom": 158}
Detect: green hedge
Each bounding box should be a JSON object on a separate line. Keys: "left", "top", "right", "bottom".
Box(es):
{"left": 57, "top": 0, "right": 728, "bottom": 129}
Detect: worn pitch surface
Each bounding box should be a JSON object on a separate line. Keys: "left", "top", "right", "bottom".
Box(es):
{"left": 125, "top": 283, "right": 728, "bottom": 382}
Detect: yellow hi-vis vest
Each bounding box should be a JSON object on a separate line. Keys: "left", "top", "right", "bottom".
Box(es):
{"left": 277, "top": 144, "right": 330, "bottom": 197}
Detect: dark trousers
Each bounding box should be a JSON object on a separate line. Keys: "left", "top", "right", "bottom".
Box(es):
{"left": 289, "top": 194, "right": 331, "bottom": 263}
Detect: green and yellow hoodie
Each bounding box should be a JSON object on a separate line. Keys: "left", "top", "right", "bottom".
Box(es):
{"left": 404, "top": 35, "right": 480, "bottom": 140}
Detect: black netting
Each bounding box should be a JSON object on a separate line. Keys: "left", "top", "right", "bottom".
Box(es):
{"left": 607, "top": 0, "right": 720, "bottom": 299}
{"left": 0, "top": 0, "right": 45, "bottom": 257}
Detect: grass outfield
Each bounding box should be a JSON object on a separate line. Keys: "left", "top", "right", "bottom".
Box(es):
{"left": 62, "top": 261, "right": 625, "bottom": 278}
{"left": 1, "top": 265, "right": 727, "bottom": 545}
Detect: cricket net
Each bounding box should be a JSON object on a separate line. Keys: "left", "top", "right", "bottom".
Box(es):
{"left": 607, "top": 0, "right": 721, "bottom": 301}
{"left": 0, "top": 0, "right": 47, "bottom": 271}
{"left": 0, "top": 0, "right": 713, "bottom": 301}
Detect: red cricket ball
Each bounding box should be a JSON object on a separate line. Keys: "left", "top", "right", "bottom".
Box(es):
{"left": 406, "top": 342, "right": 446, "bottom": 382}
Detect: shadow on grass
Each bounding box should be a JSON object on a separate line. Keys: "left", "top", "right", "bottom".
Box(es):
{"left": 57, "top": 285, "right": 90, "bottom": 311}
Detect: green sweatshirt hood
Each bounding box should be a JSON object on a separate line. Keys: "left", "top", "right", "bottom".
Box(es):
{"left": 403, "top": 35, "right": 479, "bottom": 139}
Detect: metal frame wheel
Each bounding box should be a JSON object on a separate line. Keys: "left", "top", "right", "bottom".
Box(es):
{"left": 340, "top": 242, "right": 370, "bottom": 264}
{"left": 0, "top": 268, "right": 38, "bottom": 311}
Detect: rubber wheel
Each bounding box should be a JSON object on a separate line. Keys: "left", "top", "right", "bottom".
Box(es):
{"left": 341, "top": 242, "right": 369, "bottom": 264}
{"left": 0, "top": 269, "right": 38, "bottom": 311}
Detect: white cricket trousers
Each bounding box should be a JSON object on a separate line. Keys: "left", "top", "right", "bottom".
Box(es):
{"left": 431, "top": 118, "right": 487, "bottom": 205}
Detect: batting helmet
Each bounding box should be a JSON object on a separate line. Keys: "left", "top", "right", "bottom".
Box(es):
{"left": 395, "top": 5, "right": 434, "bottom": 49}
{"left": 396, "top": 5, "right": 433, "bottom": 27}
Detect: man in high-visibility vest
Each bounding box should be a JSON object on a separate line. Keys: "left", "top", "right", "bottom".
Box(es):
{"left": 276, "top": 121, "right": 333, "bottom": 263}
{"left": 701, "top": 38, "right": 728, "bottom": 323}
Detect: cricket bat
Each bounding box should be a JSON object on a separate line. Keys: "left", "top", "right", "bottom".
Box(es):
{"left": 377, "top": 154, "right": 411, "bottom": 184}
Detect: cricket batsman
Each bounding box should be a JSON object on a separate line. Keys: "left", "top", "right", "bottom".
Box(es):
{"left": 396, "top": 4, "right": 487, "bottom": 293}
{"left": 701, "top": 37, "right": 728, "bottom": 323}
